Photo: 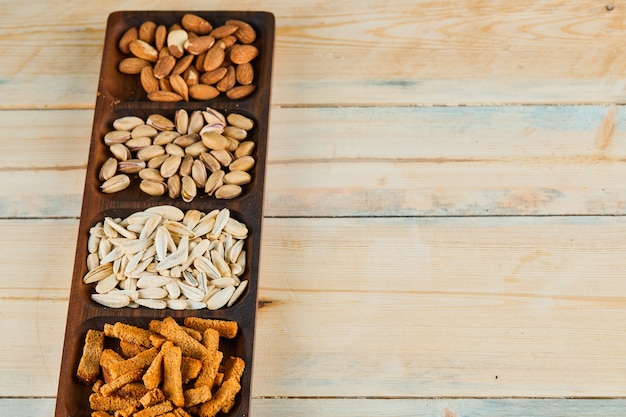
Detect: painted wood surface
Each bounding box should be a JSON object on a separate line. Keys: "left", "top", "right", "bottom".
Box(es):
{"left": 2, "top": 1, "right": 626, "bottom": 107}
{"left": 4, "top": 106, "right": 626, "bottom": 218}
{"left": 3, "top": 0, "right": 626, "bottom": 415}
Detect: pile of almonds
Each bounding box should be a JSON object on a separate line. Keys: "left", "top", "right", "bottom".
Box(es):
{"left": 99, "top": 107, "right": 255, "bottom": 201}
{"left": 118, "top": 14, "right": 259, "bottom": 101}
{"left": 84, "top": 205, "right": 249, "bottom": 310}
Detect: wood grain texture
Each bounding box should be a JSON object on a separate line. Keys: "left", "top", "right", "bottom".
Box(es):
{"left": 4, "top": 106, "right": 626, "bottom": 218}
{"left": 5, "top": 398, "right": 626, "bottom": 417}
{"left": 4, "top": 217, "right": 626, "bottom": 397}
{"left": 2, "top": 1, "right": 626, "bottom": 107}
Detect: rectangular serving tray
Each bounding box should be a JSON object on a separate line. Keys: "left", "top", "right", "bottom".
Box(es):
{"left": 55, "top": 10, "right": 274, "bottom": 417}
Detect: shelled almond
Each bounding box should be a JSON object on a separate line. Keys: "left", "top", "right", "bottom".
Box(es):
{"left": 99, "top": 107, "right": 255, "bottom": 201}
{"left": 118, "top": 14, "right": 258, "bottom": 101}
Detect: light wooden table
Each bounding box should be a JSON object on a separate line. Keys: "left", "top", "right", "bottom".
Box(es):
{"left": 2, "top": 1, "right": 626, "bottom": 415}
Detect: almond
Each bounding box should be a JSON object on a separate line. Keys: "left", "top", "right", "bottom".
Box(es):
{"left": 169, "top": 74, "right": 189, "bottom": 102}
{"left": 153, "top": 55, "right": 177, "bottom": 79}
{"left": 181, "top": 13, "right": 213, "bottom": 35}
{"left": 235, "top": 62, "right": 254, "bottom": 85}
{"left": 140, "top": 66, "right": 159, "bottom": 94}
{"left": 155, "top": 25, "right": 167, "bottom": 50}
{"left": 226, "top": 19, "right": 257, "bottom": 44}
{"left": 203, "top": 43, "right": 226, "bottom": 72}
{"left": 225, "top": 84, "right": 256, "bottom": 100}
{"left": 189, "top": 84, "right": 221, "bottom": 100}
{"left": 216, "top": 65, "right": 236, "bottom": 92}
{"left": 139, "top": 21, "right": 157, "bottom": 44}
{"left": 118, "top": 57, "right": 151, "bottom": 74}
{"left": 229, "top": 44, "right": 259, "bottom": 64}
{"left": 159, "top": 77, "right": 173, "bottom": 92}
{"left": 183, "top": 66, "right": 200, "bottom": 86}
{"left": 171, "top": 54, "right": 194, "bottom": 76}
{"left": 128, "top": 39, "right": 159, "bottom": 63}
{"left": 209, "top": 24, "right": 239, "bottom": 39}
{"left": 167, "top": 29, "right": 188, "bottom": 58}
{"left": 199, "top": 67, "right": 227, "bottom": 85}
{"left": 118, "top": 27, "right": 139, "bottom": 54}
{"left": 148, "top": 91, "right": 184, "bottom": 102}
{"left": 219, "top": 35, "right": 237, "bottom": 49}
{"left": 184, "top": 35, "right": 215, "bottom": 55}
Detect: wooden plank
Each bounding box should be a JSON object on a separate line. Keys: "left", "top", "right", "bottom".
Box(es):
{"left": 1, "top": 1, "right": 626, "bottom": 107}
{"left": 4, "top": 106, "right": 626, "bottom": 218}
{"left": 4, "top": 398, "right": 626, "bottom": 417}
{"left": 3, "top": 217, "right": 626, "bottom": 397}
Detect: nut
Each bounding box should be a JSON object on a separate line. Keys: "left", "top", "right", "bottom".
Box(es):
{"left": 117, "top": 16, "right": 261, "bottom": 100}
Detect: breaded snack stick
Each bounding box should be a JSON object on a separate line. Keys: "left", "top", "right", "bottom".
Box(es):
{"left": 201, "top": 328, "right": 220, "bottom": 352}
{"left": 172, "top": 407, "right": 193, "bottom": 417}
{"left": 142, "top": 348, "right": 164, "bottom": 390}
{"left": 133, "top": 400, "right": 173, "bottom": 417}
{"left": 120, "top": 340, "right": 146, "bottom": 357}
{"left": 222, "top": 356, "right": 245, "bottom": 383}
{"left": 77, "top": 329, "right": 105, "bottom": 385}
{"left": 99, "top": 349, "right": 124, "bottom": 383}
{"left": 139, "top": 388, "right": 165, "bottom": 408}
{"left": 89, "top": 392, "right": 139, "bottom": 412}
{"left": 181, "top": 356, "right": 203, "bottom": 383}
{"left": 112, "top": 403, "right": 137, "bottom": 417}
{"left": 149, "top": 333, "right": 167, "bottom": 348}
{"left": 100, "top": 368, "right": 144, "bottom": 396}
{"left": 162, "top": 342, "right": 185, "bottom": 407}
{"left": 184, "top": 317, "right": 238, "bottom": 339}
{"left": 183, "top": 384, "right": 212, "bottom": 407}
{"left": 109, "top": 347, "right": 158, "bottom": 380}
{"left": 149, "top": 319, "right": 202, "bottom": 341}
{"left": 104, "top": 322, "right": 153, "bottom": 348}
{"left": 158, "top": 317, "right": 208, "bottom": 360}
{"left": 90, "top": 411, "right": 113, "bottom": 417}
{"left": 198, "top": 378, "right": 241, "bottom": 417}
{"left": 194, "top": 350, "right": 222, "bottom": 389}
{"left": 116, "top": 382, "right": 149, "bottom": 400}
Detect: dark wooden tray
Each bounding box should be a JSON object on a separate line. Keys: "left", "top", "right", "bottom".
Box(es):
{"left": 54, "top": 10, "right": 274, "bottom": 417}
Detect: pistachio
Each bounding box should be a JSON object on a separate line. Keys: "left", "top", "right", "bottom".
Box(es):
{"left": 118, "top": 159, "right": 147, "bottom": 174}
{"left": 140, "top": 179, "right": 167, "bottom": 196}
{"left": 99, "top": 157, "right": 118, "bottom": 181}
{"left": 191, "top": 159, "right": 208, "bottom": 187}
{"left": 210, "top": 149, "right": 234, "bottom": 167}
{"left": 104, "top": 130, "right": 131, "bottom": 146}
{"left": 215, "top": 184, "right": 242, "bottom": 199}
{"left": 152, "top": 130, "right": 181, "bottom": 146}
{"left": 204, "top": 169, "right": 225, "bottom": 195}
{"left": 113, "top": 116, "right": 145, "bottom": 131}
{"left": 146, "top": 114, "right": 175, "bottom": 131}
{"left": 175, "top": 109, "right": 189, "bottom": 134}
{"left": 137, "top": 144, "right": 166, "bottom": 161}
{"left": 234, "top": 141, "right": 255, "bottom": 158}
{"left": 229, "top": 155, "right": 255, "bottom": 172}
{"left": 160, "top": 155, "right": 182, "bottom": 178}
{"left": 138, "top": 168, "right": 165, "bottom": 182}
{"left": 125, "top": 136, "right": 153, "bottom": 151}
{"left": 167, "top": 174, "right": 181, "bottom": 199}
{"left": 131, "top": 124, "right": 158, "bottom": 138}
{"left": 110, "top": 143, "right": 132, "bottom": 161}
{"left": 223, "top": 170, "right": 251, "bottom": 185}
{"left": 101, "top": 174, "right": 131, "bottom": 193}
{"left": 181, "top": 175, "right": 197, "bottom": 202}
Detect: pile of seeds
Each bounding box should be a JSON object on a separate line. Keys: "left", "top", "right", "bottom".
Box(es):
{"left": 84, "top": 205, "right": 248, "bottom": 310}
{"left": 99, "top": 107, "right": 255, "bottom": 201}
{"left": 118, "top": 13, "right": 259, "bottom": 101}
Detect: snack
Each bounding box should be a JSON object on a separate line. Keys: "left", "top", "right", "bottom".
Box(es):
{"left": 117, "top": 14, "right": 259, "bottom": 101}
{"left": 76, "top": 318, "right": 244, "bottom": 417}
